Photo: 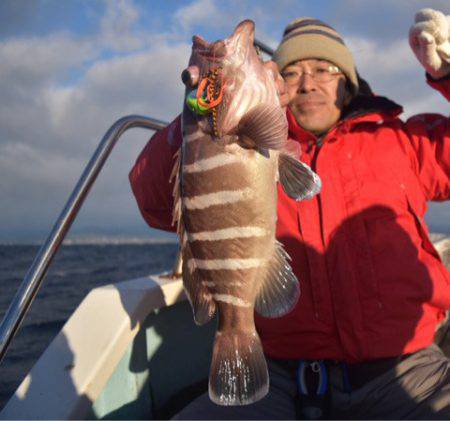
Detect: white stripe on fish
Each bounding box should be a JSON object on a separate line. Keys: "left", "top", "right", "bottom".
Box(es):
{"left": 202, "top": 280, "right": 243, "bottom": 288}
{"left": 212, "top": 293, "right": 252, "bottom": 307}
{"left": 183, "top": 153, "right": 243, "bottom": 173}
{"left": 202, "top": 281, "right": 216, "bottom": 287}
{"left": 228, "top": 281, "right": 243, "bottom": 286}
{"left": 183, "top": 188, "right": 253, "bottom": 210}
{"left": 188, "top": 226, "right": 268, "bottom": 242}
{"left": 188, "top": 257, "right": 263, "bottom": 271}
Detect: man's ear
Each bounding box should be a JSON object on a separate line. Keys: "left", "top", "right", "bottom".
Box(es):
{"left": 343, "top": 89, "right": 352, "bottom": 107}
{"left": 343, "top": 80, "right": 353, "bottom": 106}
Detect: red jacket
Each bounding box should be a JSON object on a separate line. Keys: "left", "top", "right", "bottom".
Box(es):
{"left": 129, "top": 76, "right": 450, "bottom": 363}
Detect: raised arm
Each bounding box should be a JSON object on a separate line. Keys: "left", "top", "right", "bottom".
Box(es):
{"left": 129, "top": 115, "right": 182, "bottom": 232}
{"left": 405, "top": 8, "right": 450, "bottom": 201}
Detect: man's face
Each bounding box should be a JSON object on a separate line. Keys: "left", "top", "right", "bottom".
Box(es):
{"left": 281, "top": 59, "right": 349, "bottom": 135}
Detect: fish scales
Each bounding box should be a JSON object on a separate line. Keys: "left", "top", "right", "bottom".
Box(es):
{"left": 180, "top": 202, "right": 270, "bottom": 233}
{"left": 175, "top": 19, "right": 321, "bottom": 406}
{"left": 181, "top": 131, "right": 223, "bottom": 164}
{"left": 181, "top": 164, "right": 254, "bottom": 197}
{"left": 182, "top": 140, "right": 276, "bottom": 264}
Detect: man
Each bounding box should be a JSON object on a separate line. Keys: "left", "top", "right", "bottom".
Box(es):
{"left": 129, "top": 9, "right": 450, "bottom": 419}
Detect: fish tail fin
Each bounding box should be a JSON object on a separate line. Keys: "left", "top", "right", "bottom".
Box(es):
{"left": 209, "top": 330, "right": 269, "bottom": 406}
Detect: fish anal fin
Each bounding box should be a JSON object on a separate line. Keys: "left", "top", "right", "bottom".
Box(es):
{"left": 278, "top": 153, "right": 321, "bottom": 201}
{"left": 209, "top": 330, "right": 269, "bottom": 405}
{"left": 255, "top": 241, "right": 300, "bottom": 318}
{"left": 238, "top": 104, "right": 287, "bottom": 150}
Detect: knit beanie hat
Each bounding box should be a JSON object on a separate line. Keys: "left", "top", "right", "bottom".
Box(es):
{"left": 273, "top": 18, "right": 359, "bottom": 96}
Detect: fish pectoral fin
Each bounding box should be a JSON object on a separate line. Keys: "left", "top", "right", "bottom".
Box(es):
{"left": 182, "top": 244, "right": 217, "bottom": 325}
{"left": 238, "top": 103, "right": 288, "bottom": 150}
{"left": 278, "top": 153, "right": 322, "bottom": 201}
{"left": 255, "top": 241, "right": 300, "bottom": 318}
{"left": 209, "top": 330, "right": 269, "bottom": 406}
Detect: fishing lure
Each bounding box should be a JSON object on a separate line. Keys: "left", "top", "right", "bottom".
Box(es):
{"left": 186, "top": 68, "right": 224, "bottom": 136}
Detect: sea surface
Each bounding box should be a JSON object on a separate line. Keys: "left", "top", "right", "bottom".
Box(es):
{"left": 0, "top": 241, "right": 178, "bottom": 410}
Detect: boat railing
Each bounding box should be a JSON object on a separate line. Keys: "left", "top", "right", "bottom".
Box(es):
{"left": 0, "top": 40, "right": 275, "bottom": 366}
{"left": 0, "top": 116, "right": 168, "bottom": 364}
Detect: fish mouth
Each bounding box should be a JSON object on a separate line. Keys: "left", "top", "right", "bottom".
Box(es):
{"left": 193, "top": 35, "right": 226, "bottom": 60}
{"left": 186, "top": 19, "right": 257, "bottom": 137}
{"left": 191, "top": 20, "right": 256, "bottom": 61}
{"left": 230, "top": 20, "right": 255, "bottom": 45}
{"left": 224, "top": 20, "right": 255, "bottom": 58}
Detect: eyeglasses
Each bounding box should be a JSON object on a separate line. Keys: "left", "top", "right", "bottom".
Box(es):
{"left": 281, "top": 64, "right": 343, "bottom": 85}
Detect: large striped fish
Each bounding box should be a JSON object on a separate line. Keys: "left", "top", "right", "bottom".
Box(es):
{"left": 172, "top": 20, "right": 321, "bottom": 406}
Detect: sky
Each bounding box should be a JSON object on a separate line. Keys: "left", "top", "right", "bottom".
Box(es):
{"left": 0, "top": 0, "right": 449, "bottom": 242}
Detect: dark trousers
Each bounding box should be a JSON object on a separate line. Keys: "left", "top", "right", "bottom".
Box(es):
{"left": 174, "top": 344, "right": 450, "bottom": 420}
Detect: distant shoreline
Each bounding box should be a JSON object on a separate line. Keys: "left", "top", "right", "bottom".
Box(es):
{"left": 1, "top": 233, "right": 447, "bottom": 247}
{"left": 0, "top": 236, "right": 179, "bottom": 246}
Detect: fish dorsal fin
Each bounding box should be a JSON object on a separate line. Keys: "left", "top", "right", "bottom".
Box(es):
{"left": 238, "top": 103, "right": 288, "bottom": 150}
{"left": 170, "top": 149, "right": 182, "bottom": 233}
{"left": 278, "top": 153, "right": 321, "bottom": 201}
{"left": 172, "top": 150, "right": 216, "bottom": 325}
{"left": 255, "top": 240, "right": 300, "bottom": 318}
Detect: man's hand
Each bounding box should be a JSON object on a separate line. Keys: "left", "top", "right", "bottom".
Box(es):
{"left": 264, "top": 60, "right": 290, "bottom": 110}
{"left": 409, "top": 8, "right": 450, "bottom": 79}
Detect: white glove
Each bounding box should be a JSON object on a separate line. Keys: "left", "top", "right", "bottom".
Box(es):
{"left": 409, "top": 8, "right": 450, "bottom": 79}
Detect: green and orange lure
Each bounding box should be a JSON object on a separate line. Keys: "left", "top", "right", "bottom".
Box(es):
{"left": 186, "top": 68, "right": 224, "bottom": 136}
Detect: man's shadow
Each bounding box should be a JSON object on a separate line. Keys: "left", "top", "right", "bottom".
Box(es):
{"left": 275, "top": 204, "right": 447, "bottom": 418}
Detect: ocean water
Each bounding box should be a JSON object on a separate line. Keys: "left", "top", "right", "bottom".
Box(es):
{"left": 0, "top": 242, "right": 178, "bottom": 410}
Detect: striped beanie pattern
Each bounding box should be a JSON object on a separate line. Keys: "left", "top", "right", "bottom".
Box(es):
{"left": 273, "top": 18, "right": 359, "bottom": 95}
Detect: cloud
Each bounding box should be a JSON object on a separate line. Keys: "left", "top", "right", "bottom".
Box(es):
{"left": 42, "top": 42, "right": 189, "bottom": 156}
{"left": 1, "top": 0, "right": 449, "bottom": 241}
{"left": 0, "top": 0, "right": 40, "bottom": 37}
{"left": 347, "top": 37, "right": 414, "bottom": 77}
{"left": 174, "top": 0, "right": 222, "bottom": 31}
{"left": 329, "top": 0, "right": 450, "bottom": 42}
{"left": 0, "top": 1, "right": 193, "bottom": 240}
{"left": 99, "top": 0, "right": 142, "bottom": 51}
{"left": 0, "top": 34, "right": 95, "bottom": 92}
{"left": 6, "top": 2, "right": 189, "bottom": 240}
{"left": 0, "top": 142, "right": 82, "bottom": 188}
{"left": 402, "top": 90, "right": 449, "bottom": 118}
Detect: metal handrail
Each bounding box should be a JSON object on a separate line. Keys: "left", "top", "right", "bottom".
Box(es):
{"left": 0, "top": 115, "right": 168, "bottom": 364}
{"left": 254, "top": 39, "right": 274, "bottom": 57}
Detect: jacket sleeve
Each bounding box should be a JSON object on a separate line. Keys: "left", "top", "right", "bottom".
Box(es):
{"left": 404, "top": 76, "right": 450, "bottom": 201}
{"left": 129, "top": 115, "right": 182, "bottom": 232}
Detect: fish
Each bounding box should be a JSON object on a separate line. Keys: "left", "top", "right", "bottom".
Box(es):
{"left": 172, "top": 20, "right": 321, "bottom": 406}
